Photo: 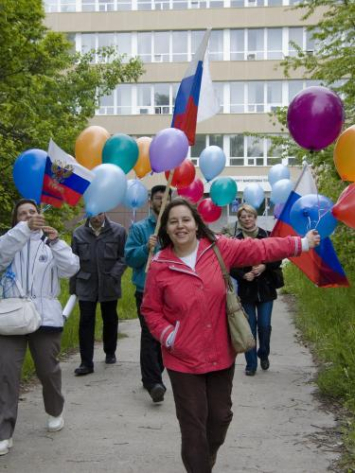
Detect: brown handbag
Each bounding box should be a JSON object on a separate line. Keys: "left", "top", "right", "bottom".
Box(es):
{"left": 213, "top": 245, "right": 256, "bottom": 354}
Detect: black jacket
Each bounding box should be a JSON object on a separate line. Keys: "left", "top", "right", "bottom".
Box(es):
{"left": 230, "top": 227, "right": 282, "bottom": 303}
{"left": 70, "top": 218, "right": 127, "bottom": 302}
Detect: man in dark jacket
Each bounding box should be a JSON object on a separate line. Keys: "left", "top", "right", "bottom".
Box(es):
{"left": 70, "top": 213, "right": 127, "bottom": 376}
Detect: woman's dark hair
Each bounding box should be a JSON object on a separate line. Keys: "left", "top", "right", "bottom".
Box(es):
{"left": 11, "top": 199, "right": 39, "bottom": 228}
{"left": 158, "top": 197, "right": 216, "bottom": 249}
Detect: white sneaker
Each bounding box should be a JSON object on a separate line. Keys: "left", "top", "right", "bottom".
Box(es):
{"left": 0, "top": 438, "right": 13, "bottom": 456}
{"left": 47, "top": 414, "right": 64, "bottom": 432}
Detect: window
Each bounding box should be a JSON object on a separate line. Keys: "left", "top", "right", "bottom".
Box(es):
{"left": 81, "top": 34, "right": 96, "bottom": 55}
{"left": 267, "top": 81, "right": 282, "bottom": 111}
{"left": 82, "top": 0, "right": 96, "bottom": 11}
{"left": 172, "top": 31, "right": 188, "bottom": 62}
{"left": 288, "top": 80, "right": 303, "bottom": 103}
{"left": 117, "top": 0, "right": 132, "bottom": 10}
{"left": 138, "top": 0, "right": 152, "bottom": 10}
{"left": 172, "top": 0, "right": 188, "bottom": 8}
{"left": 138, "top": 32, "right": 152, "bottom": 62}
{"left": 154, "top": 32, "right": 170, "bottom": 62}
{"left": 247, "top": 136, "right": 263, "bottom": 157}
{"left": 117, "top": 33, "right": 131, "bottom": 61}
{"left": 154, "top": 84, "right": 170, "bottom": 114}
{"left": 248, "top": 82, "right": 264, "bottom": 112}
{"left": 267, "top": 28, "right": 282, "bottom": 60}
{"left": 230, "top": 135, "right": 244, "bottom": 157}
{"left": 230, "top": 30, "right": 244, "bottom": 60}
{"left": 98, "top": 34, "right": 116, "bottom": 63}
{"left": 247, "top": 29, "right": 264, "bottom": 60}
{"left": 137, "top": 84, "right": 152, "bottom": 113}
{"left": 209, "top": 30, "right": 224, "bottom": 61}
{"left": 117, "top": 84, "right": 132, "bottom": 115}
{"left": 213, "top": 83, "right": 224, "bottom": 112}
{"left": 288, "top": 27, "right": 303, "bottom": 56}
{"left": 98, "top": 93, "right": 114, "bottom": 115}
{"left": 210, "top": 135, "right": 223, "bottom": 147}
{"left": 230, "top": 83, "right": 244, "bottom": 113}
{"left": 191, "top": 31, "right": 205, "bottom": 55}
{"left": 191, "top": 135, "right": 206, "bottom": 158}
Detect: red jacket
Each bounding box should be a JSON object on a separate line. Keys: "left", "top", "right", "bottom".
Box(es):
{"left": 141, "top": 235, "right": 302, "bottom": 374}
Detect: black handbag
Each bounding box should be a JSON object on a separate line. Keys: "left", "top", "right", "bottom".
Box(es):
{"left": 270, "top": 267, "right": 284, "bottom": 289}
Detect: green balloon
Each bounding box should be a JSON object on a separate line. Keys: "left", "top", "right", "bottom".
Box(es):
{"left": 210, "top": 177, "right": 237, "bottom": 206}
{"left": 102, "top": 133, "right": 139, "bottom": 174}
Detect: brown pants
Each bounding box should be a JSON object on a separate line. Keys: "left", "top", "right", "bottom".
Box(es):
{"left": 0, "top": 331, "right": 64, "bottom": 441}
{"left": 168, "top": 364, "right": 235, "bottom": 473}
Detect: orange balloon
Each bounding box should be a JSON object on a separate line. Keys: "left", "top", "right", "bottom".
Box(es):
{"left": 333, "top": 125, "right": 355, "bottom": 182}
{"left": 75, "top": 126, "right": 110, "bottom": 170}
{"left": 134, "top": 137, "right": 152, "bottom": 178}
{"left": 332, "top": 183, "right": 355, "bottom": 229}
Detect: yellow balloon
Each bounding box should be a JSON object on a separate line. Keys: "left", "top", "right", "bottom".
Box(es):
{"left": 334, "top": 125, "right": 355, "bottom": 182}
{"left": 75, "top": 126, "right": 110, "bottom": 170}
{"left": 134, "top": 137, "right": 152, "bottom": 178}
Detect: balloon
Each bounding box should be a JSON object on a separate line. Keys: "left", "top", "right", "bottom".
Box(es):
{"left": 273, "top": 203, "right": 284, "bottom": 219}
{"left": 287, "top": 86, "right": 344, "bottom": 151}
{"left": 332, "top": 183, "right": 355, "bottom": 229}
{"left": 13, "top": 149, "right": 47, "bottom": 203}
{"left": 243, "top": 183, "right": 264, "bottom": 209}
{"left": 197, "top": 198, "right": 222, "bottom": 223}
{"left": 270, "top": 179, "right": 294, "bottom": 204}
{"left": 165, "top": 159, "right": 196, "bottom": 189}
{"left": 149, "top": 128, "right": 189, "bottom": 173}
{"left": 333, "top": 125, "right": 355, "bottom": 182}
{"left": 75, "top": 125, "right": 110, "bottom": 170}
{"left": 177, "top": 178, "right": 204, "bottom": 203}
{"left": 268, "top": 164, "right": 290, "bottom": 186}
{"left": 199, "top": 146, "right": 226, "bottom": 182}
{"left": 124, "top": 179, "right": 148, "bottom": 209}
{"left": 84, "top": 164, "right": 127, "bottom": 216}
{"left": 102, "top": 133, "right": 139, "bottom": 174}
{"left": 210, "top": 177, "right": 237, "bottom": 207}
{"left": 290, "top": 194, "right": 337, "bottom": 238}
{"left": 134, "top": 137, "right": 152, "bottom": 178}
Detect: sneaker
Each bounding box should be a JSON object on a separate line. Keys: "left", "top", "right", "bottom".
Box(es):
{"left": 245, "top": 369, "right": 256, "bottom": 376}
{"left": 260, "top": 358, "right": 270, "bottom": 371}
{"left": 0, "top": 438, "right": 13, "bottom": 456}
{"left": 47, "top": 414, "right": 64, "bottom": 432}
{"left": 74, "top": 365, "right": 94, "bottom": 376}
{"left": 105, "top": 354, "right": 117, "bottom": 364}
{"left": 149, "top": 384, "right": 166, "bottom": 403}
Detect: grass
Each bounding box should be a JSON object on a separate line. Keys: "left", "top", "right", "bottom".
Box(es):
{"left": 21, "top": 268, "right": 137, "bottom": 380}
{"left": 283, "top": 263, "right": 355, "bottom": 469}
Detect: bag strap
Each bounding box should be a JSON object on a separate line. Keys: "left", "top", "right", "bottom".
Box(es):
{"left": 212, "top": 244, "right": 235, "bottom": 293}
{"left": 4, "top": 264, "right": 26, "bottom": 298}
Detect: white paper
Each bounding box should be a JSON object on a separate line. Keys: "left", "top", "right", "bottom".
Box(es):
{"left": 62, "top": 294, "right": 77, "bottom": 319}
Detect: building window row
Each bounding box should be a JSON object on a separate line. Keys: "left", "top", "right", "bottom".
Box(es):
{"left": 74, "top": 27, "right": 315, "bottom": 64}
{"left": 97, "top": 80, "right": 321, "bottom": 116}
{"left": 45, "top": 0, "right": 304, "bottom": 13}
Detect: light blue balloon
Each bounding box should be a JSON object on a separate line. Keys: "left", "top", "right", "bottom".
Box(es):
{"left": 84, "top": 163, "right": 127, "bottom": 216}
{"left": 210, "top": 177, "right": 237, "bottom": 206}
{"left": 199, "top": 146, "right": 226, "bottom": 182}
{"left": 268, "top": 164, "right": 290, "bottom": 186}
{"left": 124, "top": 179, "right": 148, "bottom": 209}
{"left": 290, "top": 194, "right": 337, "bottom": 238}
{"left": 270, "top": 179, "right": 294, "bottom": 204}
{"left": 243, "top": 183, "right": 265, "bottom": 209}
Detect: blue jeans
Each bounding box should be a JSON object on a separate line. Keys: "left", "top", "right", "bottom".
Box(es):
{"left": 242, "top": 301, "right": 273, "bottom": 372}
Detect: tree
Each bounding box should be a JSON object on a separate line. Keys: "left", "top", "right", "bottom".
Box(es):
{"left": 0, "top": 0, "right": 144, "bottom": 231}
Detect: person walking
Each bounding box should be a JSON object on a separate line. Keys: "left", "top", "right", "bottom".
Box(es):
{"left": 230, "top": 204, "right": 283, "bottom": 376}
{"left": 70, "top": 213, "right": 126, "bottom": 376}
{"left": 0, "top": 199, "right": 80, "bottom": 456}
{"left": 124, "top": 185, "right": 171, "bottom": 403}
{"left": 141, "top": 197, "right": 320, "bottom": 472}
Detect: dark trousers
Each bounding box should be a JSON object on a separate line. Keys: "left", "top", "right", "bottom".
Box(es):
{"left": 78, "top": 300, "right": 118, "bottom": 368}
{"left": 168, "top": 364, "right": 235, "bottom": 473}
{"left": 135, "top": 291, "right": 164, "bottom": 391}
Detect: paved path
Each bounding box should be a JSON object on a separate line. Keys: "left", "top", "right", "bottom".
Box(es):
{"left": 1, "top": 296, "right": 339, "bottom": 473}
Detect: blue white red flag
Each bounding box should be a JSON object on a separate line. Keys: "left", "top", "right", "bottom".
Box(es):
{"left": 271, "top": 164, "right": 349, "bottom": 287}
{"left": 41, "top": 139, "right": 94, "bottom": 208}
{"left": 171, "top": 29, "right": 219, "bottom": 145}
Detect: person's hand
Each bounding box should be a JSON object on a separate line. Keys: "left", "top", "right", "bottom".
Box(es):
{"left": 42, "top": 226, "right": 59, "bottom": 241}
{"left": 244, "top": 271, "right": 255, "bottom": 282}
{"left": 147, "top": 235, "right": 158, "bottom": 251}
{"left": 27, "top": 214, "right": 45, "bottom": 231}
{"left": 305, "top": 230, "right": 321, "bottom": 248}
{"left": 252, "top": 264, "right": 266, "bottom": 277}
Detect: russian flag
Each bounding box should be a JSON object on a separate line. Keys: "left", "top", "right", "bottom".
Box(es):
{"left": 171, "top": 29, "right": 219, "bottom": 145}
{"left": 41, "top": 139, "right": 94, "bottom": 208}
{"left": 271, "top": 164, "right": 349, "bottom": 287}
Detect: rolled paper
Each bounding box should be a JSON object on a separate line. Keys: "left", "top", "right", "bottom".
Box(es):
{"left": 62, "top": 294, "right": 77, "bottom": 319}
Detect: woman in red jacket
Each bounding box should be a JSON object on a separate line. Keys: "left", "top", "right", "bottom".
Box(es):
{"left": 141, "top": 198, "right": 320, "bottom": 473}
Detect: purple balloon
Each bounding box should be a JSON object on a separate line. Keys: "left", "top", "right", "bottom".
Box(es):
{"left": 149, "top": 128, "right": 189, "bottom": 173}
{"left": 287, "top": 86, "right": 344, "bottom": 151}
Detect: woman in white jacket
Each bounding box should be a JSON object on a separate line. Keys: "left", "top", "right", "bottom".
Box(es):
{"left": 0, "top": 199, "right": 80, "bottom": 456}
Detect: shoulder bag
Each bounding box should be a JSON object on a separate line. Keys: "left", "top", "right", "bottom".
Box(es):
{"left": 0, "top": 276, "right": 41, "bottom": 336}
{"left": 213, "top": 245, "right": 256, "bottom": 354}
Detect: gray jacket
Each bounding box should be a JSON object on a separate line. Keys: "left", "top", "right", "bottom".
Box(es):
{"left": 70, "top": 218, "right": 127, "bottom": 302}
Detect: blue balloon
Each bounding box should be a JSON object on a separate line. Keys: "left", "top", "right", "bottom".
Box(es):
{"left": 13, "top": 149, "right": 48, "bottom": 203}
{"left": 199, "top": 146, "right": 226, "bottom": 182}
{"left": 124, "top": 179, "right": 148, "bottom": 209}
{"left": 290, "top": 194, "right": 337, "bottom": 238}
{"left": 268, "top": 164, "right": 290, "bottom": 186}
{"left": 84, "top": 164, "right": 127, "bottom": 216}
{"left": 270, "top": 179, "right": 294, "bottom": 204}
{"left": 243, "top": 183, "right": 265, "bottom": 209}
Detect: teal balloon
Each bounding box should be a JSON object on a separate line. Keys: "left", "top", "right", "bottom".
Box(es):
{"left": 102, "top": 133, "right": 139, "bottom": 174}
{"left": 210, "top": 177, "right": 237, "bottom": 206}
{"left": 84, "top": 163, "right": 127, "bottom": 216}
